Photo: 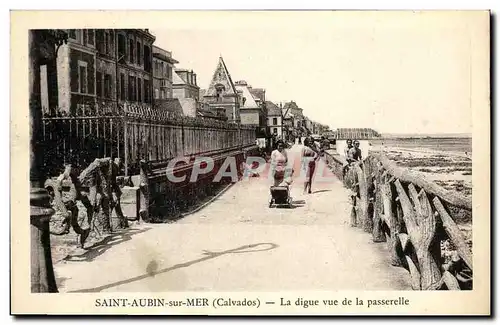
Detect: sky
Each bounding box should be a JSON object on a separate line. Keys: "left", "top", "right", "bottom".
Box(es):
{"left": 150, "top": 11, "right": 487, "bottom": 134}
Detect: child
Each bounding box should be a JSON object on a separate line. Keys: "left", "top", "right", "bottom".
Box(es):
{"left": 278, "top": 168, "right": 294, "bottom": 188}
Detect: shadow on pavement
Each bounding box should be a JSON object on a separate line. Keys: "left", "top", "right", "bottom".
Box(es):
{"left": 70, "top": 242, "right": 279, "bottom": 293}
{"left": 63, "top": 227, "right": 152, "bottom": 263}
{"left": 312, "top": 189, "right": 332, "bottom": 194}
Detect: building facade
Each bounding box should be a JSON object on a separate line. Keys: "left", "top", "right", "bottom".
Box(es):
{"left": 173, "top": 69, "right": 199, "bottom": 100}
{"left": 266, "top": 101, "right": 283, "bottom": 138}
{"left": 153, "top": 45, "right": 178, "bottom": 100}
{"left": 114, "top": 29, "right": 155, "bottom": 109}
{"left": 52, "top": 29, "right": 97, "bottom": 114}
{"left": 202, "top": 56, "right": 240, "bottom": 123}
{"left": 172, "top": 69, "right": 200, "bottom": 117}
{"left": 45, "top": 29, "right": 156, "bottom": 115}
{"left": 235, "top": 80, "right": 266, "bottom": 128}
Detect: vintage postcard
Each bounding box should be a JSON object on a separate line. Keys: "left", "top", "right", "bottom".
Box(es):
{"left": 10, "top": 10, "right": 490, "bottom": 315}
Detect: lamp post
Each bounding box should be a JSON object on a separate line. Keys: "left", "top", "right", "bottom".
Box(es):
{"left": 29, "top": 29, "right": 67, "bottom": 293}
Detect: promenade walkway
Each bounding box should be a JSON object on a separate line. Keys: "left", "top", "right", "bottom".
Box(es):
{"left": 54, "top": 145, "right": 411, "bottom": 292}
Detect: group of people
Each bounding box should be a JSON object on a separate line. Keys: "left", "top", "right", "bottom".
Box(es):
{"left": 269, "top": 137, "right": 364, "bottom": 195}
{"left": 342, "top": 139, "right": 363, "bottom": 177}
{"left": 344, "top": 139, "right": 362, "bottom": 163}
{"left": 270, "top": 135, "right": 325, "bottom": 195}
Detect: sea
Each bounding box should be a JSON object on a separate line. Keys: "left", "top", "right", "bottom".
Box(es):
{"left": 370, "top": 136, "right": 472, "bottom": 153}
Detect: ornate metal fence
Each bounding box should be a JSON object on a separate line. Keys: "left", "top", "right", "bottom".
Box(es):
{"left": 42, "top": 102, "right": 256, "bottom": 176}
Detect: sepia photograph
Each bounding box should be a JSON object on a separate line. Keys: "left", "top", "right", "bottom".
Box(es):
{"left": 11, "top": 10, "right": 490, "bottom": 315}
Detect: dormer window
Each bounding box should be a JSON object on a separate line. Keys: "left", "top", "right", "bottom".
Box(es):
{"left": 215, "top": 83, "right": 225, "bottom": 103}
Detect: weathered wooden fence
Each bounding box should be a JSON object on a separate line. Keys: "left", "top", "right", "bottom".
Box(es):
{"left": 42, "top": 103, "right": 256, "bottom": 176}
{"left": 324, "top": 151, "right": 473, "bottom": 290}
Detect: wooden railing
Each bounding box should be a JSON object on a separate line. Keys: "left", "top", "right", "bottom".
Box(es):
{"left": 324, "top": 150, "right": 473, "bottom": 290}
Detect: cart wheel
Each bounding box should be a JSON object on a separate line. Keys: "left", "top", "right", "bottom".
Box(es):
{"left": 269, "top": 199, "right": 274, "bottom": 208}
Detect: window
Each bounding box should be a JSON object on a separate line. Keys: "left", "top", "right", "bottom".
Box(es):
{"left": 104, "top": 31, "right": 109, "bottom": 54}
{"left": 143, "top": 45, "right": 151, "bottom": 72}
{"left": 137, "top": 78, "right": 142, "bottom": 102}
{"left": 104, "top": 74, "right": 112, "bottom": 98}
{"left": 87, "top": 29, "right": 95, "bottom": 46}
{"left": 129, "top": 39, "right": 134, "bottom": 64}
{"left": 68, "top": 29, "right": 77, "bottom": 40}
{"left": 144, "top": 79, "right": 149, "bottom": 103}
{"left": 161, "top": 89, "right": 165, "bottom": 99}
{"left": 82, "top": 30, "right": 87, "bottom": 45}
{"left": 120, "top": 73, "right": 125, "bottom": 100}
{"left": 118, "top": 34, "right": 126, "bottom": 62}
{"left": 132, "top": 77, "right": 137, "bottom": 101}
{"left": 96, "top": 30, "right": 104, "bottom": 53}
{"left": 273, "top": 128, "right": 278, "bottom": 134}
{"left": 155, "top": 88, "right": 159, "bottom": 100}
{"left": 109, "top": 31, "right": 114, "bottom": 56}
{"left": 128, "top": 76, "right": 134, "bottom": 101}
{"left": 167, "top": 66, "right": 172, "bottom": 79}
{"left": 273, "top": 117, "right": 277, "bottom": 125}
{"left": 215, "top": 84, "right": 225, "bottom": 103}
{"left": 137, "top": 41, "right": 141, "bottom": 64}
{"left": 96, "top": 71, "right": 102, "bottom": 97}
{"left": 78, "top": 61, "right": 88, "bottom": 94}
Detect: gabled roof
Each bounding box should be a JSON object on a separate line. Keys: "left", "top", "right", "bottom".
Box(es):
{"left": 172, "top": 70, "right": 185, "bottom": 85}
{"left": 283, "top": 101, "right": 299, "bottom": 111}
{"left": 205, "top": 56, "right": 237, "bottom": 97}
{"left": 235, "top": 83, "right": 259, "bottom": 109}
{"left": 265, "top": 101, "right": 281, "bottom": 116}
{"left": 249, "top": 88, "right": 265, "bottom": 102}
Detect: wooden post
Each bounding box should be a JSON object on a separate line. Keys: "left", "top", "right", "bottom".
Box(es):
{"left": 29, "top": 30, "right": 57, "bottom": 293}
{"left": 395, "top": 180, "right": 441, "bottom": 290}
{"left": 433, "top": 197, "right": 473, "bottom": 271}
{"left": 139, "top": 160, "right": 150, "bottom": 222}
{"left": 350, "top": 195, "right": 357, "bottom": 227}
{"left": 383, "top": 179, "right": 402, "bottom": 266}
{"left": 372, "top": 169, "right": 386, "bottom": 243}
{"left": 354, "top": 164, "right": 369, "bottom": 231}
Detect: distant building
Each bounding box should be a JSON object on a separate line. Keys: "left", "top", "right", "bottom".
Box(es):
{"left": 234, "top": 80, "right": 267, "bottom": 129}
{"left": 266, "top": 101, "right": 283, "bottom": 138}
{"left": 172, "top": 69, "right": 200, "bottom": 117}
{"left": 283, "top": 101, "right": 304, "bottom": 129}
{"left": 152, "top": 45, "right": 178, "bottom": 100}
{"left": 203, "top": 56, "right": 240, "bottom": 123}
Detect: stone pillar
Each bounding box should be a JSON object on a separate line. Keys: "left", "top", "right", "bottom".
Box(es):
{"left": 29, "top": 30, "right": 58, "bottom": 293}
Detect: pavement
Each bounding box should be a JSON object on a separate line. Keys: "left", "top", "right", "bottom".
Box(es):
{"left": 54, "top": 145, "right": 411, "bottom": 292}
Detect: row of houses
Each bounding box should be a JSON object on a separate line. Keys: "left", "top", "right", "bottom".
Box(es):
{"left": 40, "top": 29, "right": 201, "bottom": 118}
{"left": 40, "top": 28, "right": 330, "bottom": 140}
{"left": 198, "top": 56, "right": 331, "bottom": 140}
